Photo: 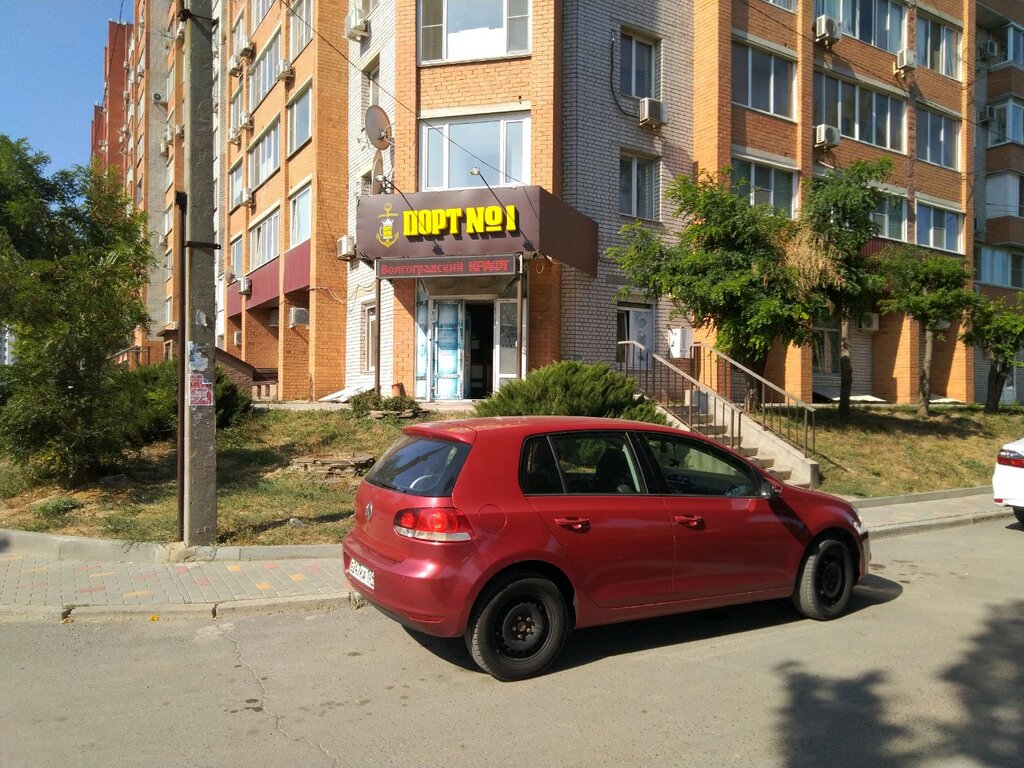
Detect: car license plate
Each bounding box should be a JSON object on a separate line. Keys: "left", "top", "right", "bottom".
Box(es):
{"left": 347, "top": 558, "right": 375, "bottom": 590}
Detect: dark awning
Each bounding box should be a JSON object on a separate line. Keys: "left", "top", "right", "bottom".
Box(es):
{"left": 355, "top": 185, "right": 597, "bottom": 276}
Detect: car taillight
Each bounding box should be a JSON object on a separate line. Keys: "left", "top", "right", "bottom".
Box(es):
{"left": 394, "top": 507, "right": 473, "bottom": 542}
{"left": 997, "top": 449, "right": 1024, "bottom": 468}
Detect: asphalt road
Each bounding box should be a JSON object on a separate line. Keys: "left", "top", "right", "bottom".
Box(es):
{"left": 2, "top": 519, "right": 1022, "bottom": 768}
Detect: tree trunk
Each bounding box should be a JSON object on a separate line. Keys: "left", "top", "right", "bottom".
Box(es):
{"left": 918, "top": 328, "right": 934, "bottom": 418}
{"left": 985, "top": 361, "right": 1007, "bottom": 414}
{"left": 838, "top": 317, "right": 853, "bottom": 420}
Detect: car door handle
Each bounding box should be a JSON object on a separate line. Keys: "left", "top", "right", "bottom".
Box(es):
{"left": 555, "top": 517, "right": 591, "bottom": 532}
{"left": 674, "top": 515, "right": 704, "bottom": 529}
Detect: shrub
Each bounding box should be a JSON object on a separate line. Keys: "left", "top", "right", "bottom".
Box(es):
{"left": 474, "top": 361, "right": 666, "bottom": 423}
{"left": 32, "top": 496, "right": 83, "bottom": 521}
{"left": 348, "top": 390, "right": 419, "bottom": 418}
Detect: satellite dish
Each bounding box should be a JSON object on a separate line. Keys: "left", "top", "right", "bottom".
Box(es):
{"left": 371, "top": 151, "right": 384, "bottom": 194}
{"left": 364, "top": 105, "right": 393, "bottom": 150}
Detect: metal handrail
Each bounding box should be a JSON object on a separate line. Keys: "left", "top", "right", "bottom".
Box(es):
{"left": 691, "top": 342, "right": 815, "bottom": 456}
{"left": 617, "top": 341, "right": 744, "bottom": 450}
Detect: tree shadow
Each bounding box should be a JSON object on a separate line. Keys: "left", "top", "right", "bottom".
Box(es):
{"left": 777, "top": 599, "right": 1024, "bottom": 768}
{"left": 814, "top": 408, "right": 992, "bottom": 440}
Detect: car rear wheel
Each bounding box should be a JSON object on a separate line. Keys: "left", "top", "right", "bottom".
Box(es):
{"left": 466, "top": 572, "right": 568, "bottom": 682}
{"left": 1013, "top": 507, "right": 1024, "bottom": 527}
{"left": 793, "top": 537, "right": 854, "bottom": 620}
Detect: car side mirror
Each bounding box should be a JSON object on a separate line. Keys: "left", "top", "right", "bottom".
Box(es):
{"left": 760, "top": 477, "right": 783, "bottom": 499}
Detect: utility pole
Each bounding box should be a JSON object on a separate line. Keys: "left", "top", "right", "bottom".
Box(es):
{"left": 178, "top": 0, "right": 218, "bottom": 546}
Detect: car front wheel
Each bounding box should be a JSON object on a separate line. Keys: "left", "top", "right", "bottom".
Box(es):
{"left": 466, "top": 572, "right": 568, "bottom": 682}
{"left": 793, "top": 537, "right": 854, "bottom": 620}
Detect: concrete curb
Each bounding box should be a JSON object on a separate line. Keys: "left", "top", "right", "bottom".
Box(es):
{"left": 213, "top": 593, "right": 353, "bottom": 617}
{"left": 849, "top": 486, "right": 992, "bottom": 508}
{"left": 868, "top": 507, "right": 1014, "bottom": 539}
{"left": 0, "top": 604, "right": 66, "bottom": 623}
{"left": 69, "top": 604, "right": 216, "bottom": 621}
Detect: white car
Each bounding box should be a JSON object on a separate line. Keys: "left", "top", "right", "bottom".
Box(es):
{"left": 993, "top": 438, "right": 1024, "bottom": 527}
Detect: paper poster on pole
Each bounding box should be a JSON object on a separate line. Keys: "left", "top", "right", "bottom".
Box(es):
{"left": 189, "top": 373, "right": 214, "bottom": 407}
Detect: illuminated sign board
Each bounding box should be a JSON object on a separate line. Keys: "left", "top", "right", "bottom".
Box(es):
{"left": 376, "top": 256, "right": 516, "bottom": 279}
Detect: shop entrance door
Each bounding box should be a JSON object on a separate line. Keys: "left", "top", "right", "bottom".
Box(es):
{"left": 494, "top": 299, "right": 526, "bottom": 390}
{"left": 465, "top": 303, "right": 494, "bottom": 399}
{"left": 432, "top": 300, "right": 464, "bottom": 400}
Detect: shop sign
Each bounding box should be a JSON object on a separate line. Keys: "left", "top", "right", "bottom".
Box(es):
{"left": 376, "top": 255, "right": 516, "bottom": 279}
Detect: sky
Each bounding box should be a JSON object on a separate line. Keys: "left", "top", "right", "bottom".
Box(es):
{"left": 0, "top": 0, "right": 130, "bottom": 175}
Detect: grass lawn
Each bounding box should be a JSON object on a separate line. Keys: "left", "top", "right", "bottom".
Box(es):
{"left": 0, "top": 404, "right": 1019, "bottom": 546}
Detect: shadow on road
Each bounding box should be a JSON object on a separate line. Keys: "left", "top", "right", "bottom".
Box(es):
{"left": 777, "top": 599, "right": 1024, "bottom": 768}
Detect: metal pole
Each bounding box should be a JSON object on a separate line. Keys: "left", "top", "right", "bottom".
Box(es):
{"left": 516, "top": 253, "right": 524, "bottom": 379}
{"left": 175, "top": 191, "right": 187, "bottom": 543}
{"left": 374, "top": 276, "right": 382, "bottom": 395}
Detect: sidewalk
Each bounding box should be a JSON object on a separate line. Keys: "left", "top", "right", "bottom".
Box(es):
{"left": 0, "top": 488, "right": 1012, "bottom": 622}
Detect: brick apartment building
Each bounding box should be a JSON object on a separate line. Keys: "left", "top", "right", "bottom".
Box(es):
{"left": 91, "top": 1, "right": 1022, "bottom": 406}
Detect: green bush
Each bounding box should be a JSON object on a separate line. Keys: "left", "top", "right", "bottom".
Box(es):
{"left": 348, "top": 389, "right": 419, "bottom": 418}
{"left": 474, "top": 361, "right": 666, "bottom": 423}
{"left": 32, "top": 496, "right": 83, "bottom": 521}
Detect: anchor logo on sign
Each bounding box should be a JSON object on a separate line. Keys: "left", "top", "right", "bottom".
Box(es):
{"left": 377, "top": 203, "right": 399, "bottom": 248}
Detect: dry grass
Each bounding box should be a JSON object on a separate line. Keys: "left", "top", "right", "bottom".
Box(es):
{"left": 0, "top": 405, "right": 1019, "bottom": 544}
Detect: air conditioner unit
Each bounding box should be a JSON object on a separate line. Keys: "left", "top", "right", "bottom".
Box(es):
{"left": 126, "top": 70, "right": 135, "bottom": 85}
{"left": 238, "top": 39, "right": 255, "bottom": 59}
{"left": 153, "top": 91, "right": 165, "bottom": 104}
{"left": 288, "top": 307, "right": 309, "bottom": 327}
{"left": 814, "top": 15, "right": 841, "bottom": 46}
{"left": 979, "top": 40, "right": 1000, "bottom": 60}
{"left": 123, "top": 89, "right": 131, "bottom": 103}
{"left": 159, "top": 140, "right": 169, "bottom": 157}
{"left": 240, "top": 111, "right": 254, "bottom": 130}
{"left": 227, "top": 126, "right": 243, "bottom": 145}
{"left": 241, "top": 187, "right": 255, "bottom": 207}
{"left": 98, "top": 139, "right": 108, "bottom": 151}
{"left": 276, "top": 60, "right": 294, "bottom": 82}
{"left": 232, "top": 330, "right": 242, "bottom": 346}
{"left": 175, "top": 22, "right": 185, "bottom": 41}
{"left": 163, "top": 126, "right": 174, "bottom": 143}
{"left": 238, "top": 277, "right": 252, "bottom": 296}
{"left": 638, "top": 97, "right": 667, "bottom": 128}
{"left": 136, "top": 63, "right": 145, "bottom": 79}
{"left": 160, "top": 231, "right": 169, "bottom": 246}
{"left": 977, "top": 105, "right": 997, "bottom": 123}
{"left": 228, "top": 54, "right": 244, "bottom": 77}
{"left": 337, "top": 234, "right": 356, "bottom": 260}
{"left": 894, "top": 48, "right": 917, "bottom": 74}
{"left": 174, "top": 124, "right": 185, "bottom": 138}
{"left": 857, "top": 312, "right": 880, "bottom": 333}
{"left": 345, "top": 8, "right": 369, "bottom": 41}
{"left": 814, "top": 123, "right": 841, "bottom": 149}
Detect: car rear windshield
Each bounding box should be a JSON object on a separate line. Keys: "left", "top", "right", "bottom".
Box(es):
{"left": 364, "top": 435, "right": 471, "bottom": 497}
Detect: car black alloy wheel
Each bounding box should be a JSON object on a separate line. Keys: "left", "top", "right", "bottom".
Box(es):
{"left": 466, "top": 571, "right": 568, "bottom": 682}
{"left": 793, "top": 537, "right": 854, "bottom": 621}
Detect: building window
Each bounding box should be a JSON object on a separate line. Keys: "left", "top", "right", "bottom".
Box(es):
{"left": 232, "top": 15, "right": 246, "bottom": 54}
{"left": 230, "top": 236, "right": 243, "bottom": 279}
{"left": 419, "top": 0, "right": 530, "bottom": 64}
{"left": 364, "top": 62, "right": 381, "bottom": 109}
{"left": 990, "top": 100, "right": 1024, "bottom": 147}
{"left": 363, "top": 303, "right": 378, "bottom": 373}
{"left": 731, "top": 158, "right": 795, "bottom": 217}
{"left": 814, "top": 72, "right": 904, "bottom": 152}
{"left": 916, "top": 16, "right": 961, "bottom": 80}
{"left": 229, "top": 162, "right": 244, "bottom": 208}
{"left": 287, "top": 87, "right": 311, "bottom": 154}
{"left": 290, "top": 185, "right": 311, "bottom": 247}
{"left": 164, "top": 203, "right": 173, "bottom": 236}
{"left": 166, "top": 62, "right": 174, "bottom": 97}
{"left": 732, "top": 42, "right": 793, "bottom": 119}
{"left": 252, "top": 0, "right": 273, "bottom": 28}
{"left": 916, "top": 108, "right": 959, "bottom": 170}
{"left": 812, "top": 316, "right": 841, "bottom": 374}
{"left": 872, "top": 195, "right": 907, "bottom": 241}
{"left": 421, "top": 113, "right": 529, "bottom": 189}
{"left": 290, "top": 0, "right": 312, "bottom": 54}
{"left": 978, "top": 247, "right": 1024, "bottom": 290}
{"left": 136, "top": 134, "right": 145, "bottom": 162}
{"left": 249, "top": 33, "right": 281, "bottom": 109}
{"left": 250, "top": 208, "right": 281, "bottom": 269}
{"left": 620, "top": 31, "right": 657, "bottom": 98}
{"left": 229, "top": 89, "right": 242, "bottom": 131}
{"left": 992, "top": 24, "right": 1024, "bottom": 68}
{"left": 916, "top": 202, "right": 962, "bottom": 253}
{"left": 248, "top": 119, "right": 280, "bottom": 188}
{"left": 619, "top": 154, "right": 656, "bottom": 219}
{"left": 765, "top": 0, "right": 794, "bottom": 10}
{"left": 814, "top": 0, "right": 905, "bottom": 53}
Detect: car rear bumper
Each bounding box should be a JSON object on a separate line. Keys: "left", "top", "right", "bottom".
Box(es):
{"left": 342, "top": 534, "right": 479, "bottom": 638}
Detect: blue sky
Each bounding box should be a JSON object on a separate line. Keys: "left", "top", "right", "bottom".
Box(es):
{"left": 0, "top": 0, "right": 130, "bottom": 175}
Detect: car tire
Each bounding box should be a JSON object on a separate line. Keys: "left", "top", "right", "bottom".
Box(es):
{"left": 1013, "top": 507, "right": 1024, "bottom": 527}
{"left": 466, "top": 571, "right": 568, "bottom": 682}
{"left": 792, "top": 537, "right": 854, "bottom": 621}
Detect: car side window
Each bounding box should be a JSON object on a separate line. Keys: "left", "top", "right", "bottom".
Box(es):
{"left": 546, "top": 432, "right": 642, "bottom": 495}
{"left": 641, "top": 433, "right": 759, "bottom": 497}
{"left": 520, "top": 437, "right": 565, "bottom": 494}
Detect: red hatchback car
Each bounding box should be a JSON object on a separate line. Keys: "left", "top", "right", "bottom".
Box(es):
{"left": 343, "top": 416, "right": 870, "bottom": 681}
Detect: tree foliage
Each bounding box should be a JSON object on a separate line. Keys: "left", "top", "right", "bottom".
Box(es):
{"left": 961, "top": 295, "right": 1024, "bottom": 413}
{"left": 609, "top": 170, "right": 826, "bottom": 374}
{"left": 474, "top": 361, "right": 666, "bottom": 423}
{"left": 0, "top": 136, "right": 153, "bottom": 482}
{"left": 792, "top": 160, "right": 891, "bottom": 417}
{"left": 873, "top": 245, "right": 978, "bottom": 417}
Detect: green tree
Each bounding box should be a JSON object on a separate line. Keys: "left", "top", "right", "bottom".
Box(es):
{"left": 873, "top": 245, "right": 977, "bottom": 417}
{"left": 0, "top": 136, "right": 152, "bottom": 482}
{"left": 609, "top": 169, "right": 826, "bottom": 394}
{"left": 792, "top": 159, "right": 891, "bottom": 419}
{"left": 961, "top": 295, "right": 1024, "bottom": 413}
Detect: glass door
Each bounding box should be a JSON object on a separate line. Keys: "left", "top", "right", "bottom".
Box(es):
{"left": 494, "top": 299, "right": 526, "bottom": 390}
{"left": 432, "top": 299, "right": 464, "bottom": 400}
